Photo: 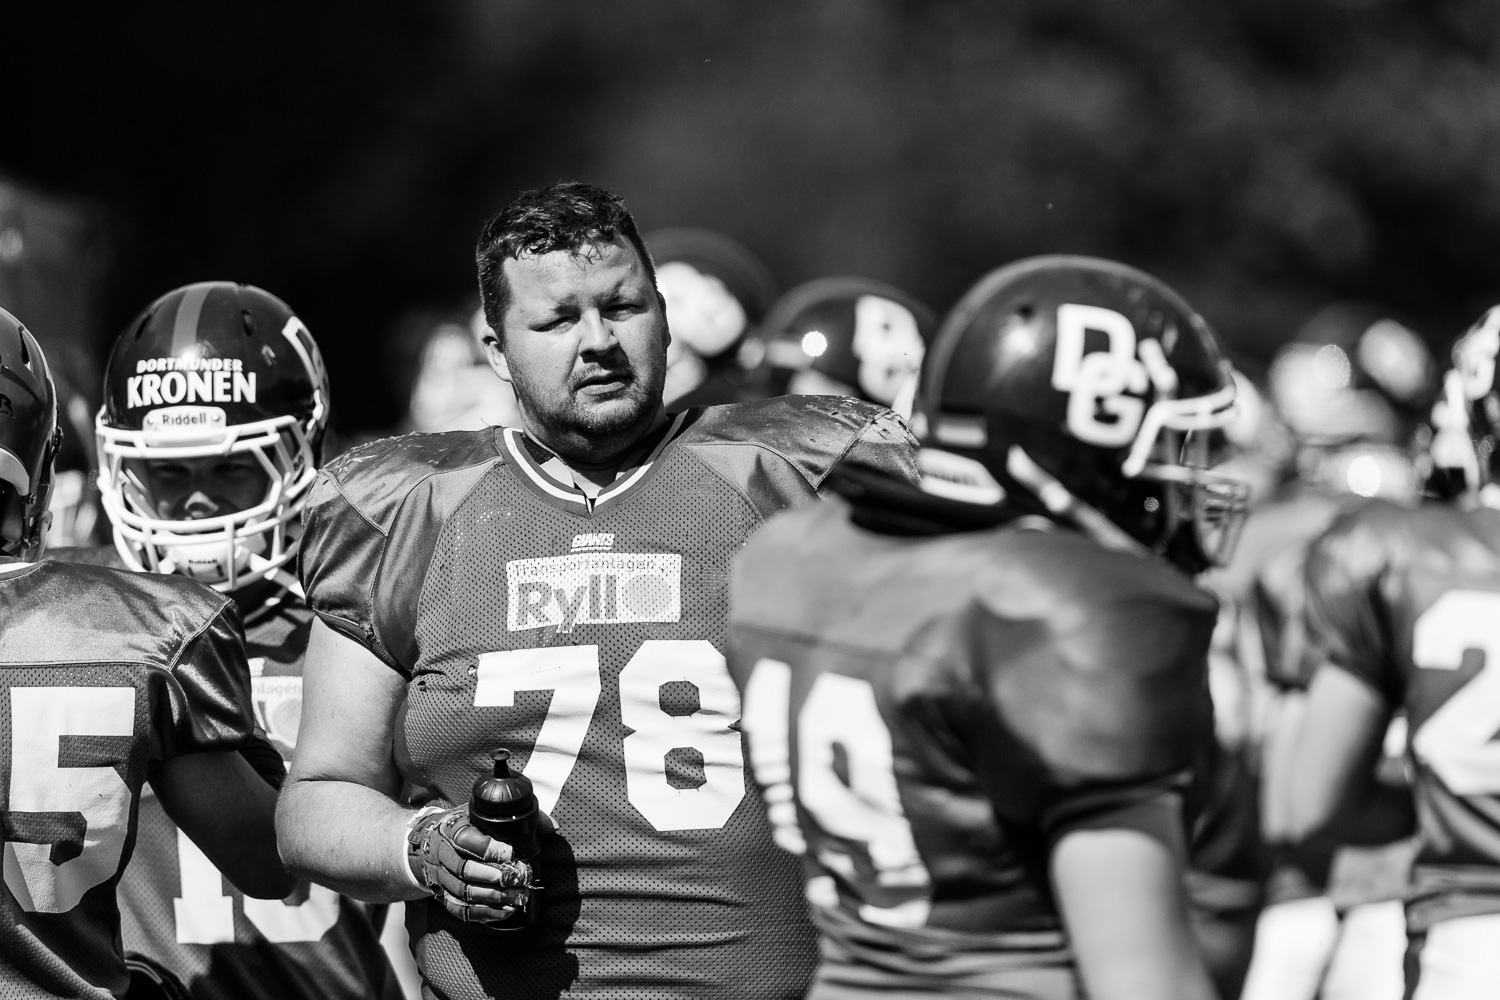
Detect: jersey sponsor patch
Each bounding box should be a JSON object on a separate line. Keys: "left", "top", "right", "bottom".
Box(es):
{"left": 507, "top": 552, "right": 682, "bottom": 632}
{"left": 251, "top": 676, "right": 301, "bottom": 759}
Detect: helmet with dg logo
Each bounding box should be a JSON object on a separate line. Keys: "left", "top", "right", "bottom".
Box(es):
{"left": 96, "top": 282, "right": 330, "bottom": 591}
{"left": 762, "top": 277, "right": 934, "bottom": 413}
{"left": 0, "top": 308, "right": 61, "bottom": 561}
{"left": 917, "top": 255, "right": 1248, "bottom": 573}
{"left": 1429, "top": 305, "right": 1500, "bottom": 504}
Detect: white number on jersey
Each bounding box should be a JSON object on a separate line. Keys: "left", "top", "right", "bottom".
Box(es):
{"left": 3, "top": 687, "right": 136, "bottom": 913}
{"left": 475, "top": 640, "right": 746, "bottom": 831}
{"left": 174, "top": 828, "right": 341, "bottom": 944}
{"left": 742, "top": 659, "right": 932, "bottom": 929}
{"left": 1412, "top": 589, "right": 1500, "bottom": 795}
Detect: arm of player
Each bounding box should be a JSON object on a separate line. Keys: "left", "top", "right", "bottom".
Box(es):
{"left": 1270, "top": 663, "right": 1413, "bottom": 845}
{"left": 277, "top": 618, "right": 433, "bottom": 902}
{"left": 277, "top": 620, "right": 528, "bottom": 918}
{"left": 1051, "top": 793, "right": 1220, "bottom": 1000}
{"left": 152, "top": 751, "right": 297, "bottom": 899}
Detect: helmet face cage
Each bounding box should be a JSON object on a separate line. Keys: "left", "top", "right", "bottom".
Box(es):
{"left": 922, "top": 256, "right": 1250, "bottom": 570}
{"left": 95, "top": 283, "right": 328, "bottom": 592}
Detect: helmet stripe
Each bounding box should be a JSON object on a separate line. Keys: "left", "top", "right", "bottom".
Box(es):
{"left": 170, "top": 283, "right": 213, "bottom": 356}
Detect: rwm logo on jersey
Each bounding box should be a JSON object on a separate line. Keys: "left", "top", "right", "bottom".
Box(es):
{"left": 507, "top": 552, "right": 682, "bottom": 632}
{"left": 1051, "top": 304, "right": 1176, "bottom": 447}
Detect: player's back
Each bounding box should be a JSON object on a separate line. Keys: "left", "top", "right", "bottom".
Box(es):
{"left": 0, "top": 558, "right": 255, "bottom": 1000}
{"left": 1305, "top": 500, "right": 1500, "bottom": 931}
{"left": 729, "top": 500, "right": 1217, "bottom": 999}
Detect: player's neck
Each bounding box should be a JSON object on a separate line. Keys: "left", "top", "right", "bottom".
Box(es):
{"left": 527, "top": 409, "right": 672, "bottom": 498}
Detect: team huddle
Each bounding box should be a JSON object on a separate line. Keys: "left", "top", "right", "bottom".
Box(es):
{"left": 0, "top": 181, "right": 1497, "bottom": 1000}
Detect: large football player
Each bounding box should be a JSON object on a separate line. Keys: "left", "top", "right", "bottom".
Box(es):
{"left": 277, "top": 181, "right": 919, "bottom": 1000}
{"left": 66, "top": 282, "right": 403, "bottom": 1000}
{"left": 0, "top": 307, "right": 294, "bottom": 999}
{"left": 1278, "top": 306, "right": 1500, "bottom": 999}
{"left": 728, "top": 256, "right": 1246, "bottom": 1000}
{"left": 761, "top": 276, "right": 933, "bottom": 415}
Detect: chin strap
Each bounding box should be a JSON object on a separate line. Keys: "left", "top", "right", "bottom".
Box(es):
{"left": 1004, "top": 446, "right": 1155, "bottom": 561}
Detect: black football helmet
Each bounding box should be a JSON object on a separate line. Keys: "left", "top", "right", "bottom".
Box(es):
{"left": 96, "top": 282, "right": 329, "bottom": 591}
{"left": 1429, "top": 305, "right": 1500, "bottom": 504}
{"left": 0, "top": 308, "right": 61, "bottom": 561}
{"left": 916, "top": 255, "right": 1248, "bottom": 573}
{"left": 763, "top": 277, "right": 934, "bottom": 412}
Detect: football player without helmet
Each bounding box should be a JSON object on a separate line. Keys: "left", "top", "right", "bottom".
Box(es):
{"left": 1274, "top": 306, "right": 1500, "bottom": 1000}
{"left": 728, "top": 255, "right": 1245, "bottom": 1000}
{"left": 279, "top": 181, "right": 919, "bottom": 1000}
{"left": 94, "top": 282, "right": 329, "bottom": 592}
{"left": 761, "top": 276, "right": 934, "bottom": 418}
{"left": 1242, "top": 306, "right": 1435, "bottom": 1000}
{"left": 646, "top": 227, "right": 780, "bottom": 409}
{"left": 0, "top": 307, "right": 294, "bottom": 1000}
{"left": 69, "top": 283, "right": 410, "bottom": 1000}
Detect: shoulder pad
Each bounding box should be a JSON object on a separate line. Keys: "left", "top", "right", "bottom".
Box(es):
{"left": 1310, "top": 498, "right": 1409, "bottom": 591}
{"left": 312, "top": 429, "right": 503, "bottom": 535}
{"left": 680, "top": 396, "right": 916, "bottom": 491}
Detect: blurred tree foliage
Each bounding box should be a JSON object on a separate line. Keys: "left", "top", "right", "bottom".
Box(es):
{"left": 7, "top": 0, "right": 1500, "bottom": 430}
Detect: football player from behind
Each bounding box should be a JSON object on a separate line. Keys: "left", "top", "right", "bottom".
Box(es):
{"left": 0, "top": 308, "right": 294, "bottom": 999}
{"left": 729, "top": 256, "right": 1248, "bottom": 1000}
{"left": 1277, "top": 306, "right": 1500, "bottom": 1000}
{"left": 64, "top": 283, "right": 402, "bottom": 1000}
{"left": 761, "top": 276, "right": 933, "bottom": 416}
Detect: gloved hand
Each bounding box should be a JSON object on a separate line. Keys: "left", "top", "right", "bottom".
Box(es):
{"left": 406, "top": 805, "right": 536, "bottom": 926}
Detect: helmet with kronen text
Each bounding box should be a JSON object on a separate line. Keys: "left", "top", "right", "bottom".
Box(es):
{"left": 96, "top": 282, "right": 329, "bottom": 591}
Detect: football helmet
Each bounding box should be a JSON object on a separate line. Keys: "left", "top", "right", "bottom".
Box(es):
{"left": 916, "top": 255, "right": 1248, "bottom": 572}
{"left": 763, "top": 277, "right": 934, "bottom": 412}
{"left": 1429, "top": 305, "right": 1500, "bottom": 504}
{"left": 0, "top": 308, "right": 61, "bottom": 561}
{"left": 96, "top": 282, "right": 329, "bottom": 591}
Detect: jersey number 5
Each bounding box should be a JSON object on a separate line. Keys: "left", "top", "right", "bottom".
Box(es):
{"left": 3, "top": 687, "right": 136, "bottom": 914}
{"left": 1412, "top": 589, "right": 1500, "bottom": 795}
{"left": 475, "top": 640, "right": 746, "bottom": 831}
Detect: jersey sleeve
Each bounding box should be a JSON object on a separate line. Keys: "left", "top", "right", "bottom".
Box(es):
{"left": 965, "top": 593, "right": 1215, "bottom": 845}
{"left": 298, "top": 466, "right": 396, "bottom": 666}
{"left": 1301, "top": 510, "right": 1401, "bottom": 701}
{"left": 160, "top": 599, "right": 259, "bottom": 758}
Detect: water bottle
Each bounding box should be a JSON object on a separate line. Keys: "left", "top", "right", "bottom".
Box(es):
{"left": 468, "top": 749, "right": 541, "bottom": 928}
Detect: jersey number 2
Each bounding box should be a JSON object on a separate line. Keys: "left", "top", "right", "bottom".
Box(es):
{"left": 3, "top": 687, "right": 135, "bottom": 914}
{"left": 1412, "top": 589, "right": 1500, "bottom": 795}
{"left": 475, "top": 640, "right": 745, "bottom": 831}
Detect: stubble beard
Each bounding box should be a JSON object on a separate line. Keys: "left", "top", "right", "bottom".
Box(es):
{"left": 512, "top": 363, "right": 665, "bottom": 466}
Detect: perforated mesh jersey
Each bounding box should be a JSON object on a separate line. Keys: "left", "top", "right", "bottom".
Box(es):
{"left": 298, "top": 397, "right": 919, "bottom": 1000}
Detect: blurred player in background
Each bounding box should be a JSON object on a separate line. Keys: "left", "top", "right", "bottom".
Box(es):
{"left": 646, "top": 227, "right": 779, "bottom": 409}
{"left": 0, "top": 307, "right": 294, "bottom": 999}
{"left": 59, "top": 282, "right": 404, "bottom": 1000}
{"left": 761, "top": 276, "right": 933, "bottom": 415}
{"left": 730, "top": 256, "right": 1248, "bottom": 1000}
{"left": 45, "top": 369, "right": 105, "bottom": 547}
{"left": 279, "top": 181, "right": 919, "bottom": 1000}
{"left": 1276, "top": 305, "right": 1500, "bottom": 1000}
{"left": 401, "top": 311, "right": 522, "bottom": 434}
{"left": 1227, "top": 304, "right": 1436, "bottom": 1000}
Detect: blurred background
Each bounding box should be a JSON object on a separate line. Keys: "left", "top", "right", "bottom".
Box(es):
{"left": 6, "top": 0, "right": 1500, "bottom": 437}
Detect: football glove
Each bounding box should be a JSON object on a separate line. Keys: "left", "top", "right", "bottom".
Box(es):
{"left": 406, "top": 805, "right": 536, "bottom": 926}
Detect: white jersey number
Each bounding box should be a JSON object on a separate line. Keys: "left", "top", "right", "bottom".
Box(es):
{"left": 475, "top": 640, "right": 746, "bottom": 831}
{"left": 173, "top": 828, "right": 341, "bottom": 944}
{"left": 1412, "top": 589, "right": 1500, "bottom": 795}
{"left": 3, "top": 687, "right": 136, "bottom": 913}
{"left": 742, "top": 660, "right": 931, "bottom": 929}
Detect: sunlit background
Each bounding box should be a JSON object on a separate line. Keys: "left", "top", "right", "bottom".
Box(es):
{"left": 6, "top": 0, "right": 1500, "bottom": 436}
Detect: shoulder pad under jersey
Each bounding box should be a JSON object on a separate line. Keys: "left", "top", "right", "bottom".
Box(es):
{"left": 679, "top": 396, "right": 918, "bottom": 499}
{"left": 959, "top": 530, "right": 1219, "bottom": 788}
{"left": 311, "top": 429, "right": 504, "bottom": 533}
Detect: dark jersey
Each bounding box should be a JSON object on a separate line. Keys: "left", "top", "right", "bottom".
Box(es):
{"left": 1304, "top": 500, "right": 1500, "bottom": 931}
{"left": 298, "top": 397, "right": 918, "bottom": 1000}
{"left": 727, "top": 498, "right": 1218, "bottom": 1000}
{"left": 0, "top": 559, "right": 256, "bottom": 1000}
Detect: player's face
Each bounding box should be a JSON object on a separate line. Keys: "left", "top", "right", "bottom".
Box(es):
{"left": 489, "top": 238, "right": 668, "bottom": 462}
{"left": 129, "top": 454, "right": 271, "bottom": 520}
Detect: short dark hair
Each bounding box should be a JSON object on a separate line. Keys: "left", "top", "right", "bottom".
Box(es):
{"left": 475, "top": 181, "right": 656, "bottom": 345}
